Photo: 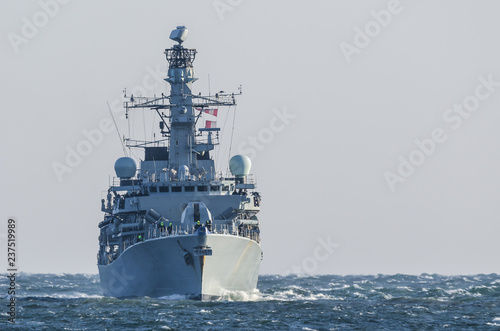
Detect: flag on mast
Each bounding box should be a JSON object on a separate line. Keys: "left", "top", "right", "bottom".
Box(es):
{"left": 204, "top": 109, "right": 218, "bottom": 116}
{"left": 195, "top": 108, "right": 218, "bottom": 116}
{"left": 205, "top": 120, "right": 216, "bottom": 128}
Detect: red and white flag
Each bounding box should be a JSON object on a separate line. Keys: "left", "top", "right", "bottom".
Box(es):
{"left": 205, "top": 120, "right": 216, "bottom": 128}
{"left": 204, "top": 108, "right": 218, "bottom": 116}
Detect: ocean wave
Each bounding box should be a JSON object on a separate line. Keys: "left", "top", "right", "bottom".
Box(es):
{"left": 3, "top": 273, "right": 500, "bottom": 330}
{"left": 157, "top": 294, "right": 189, "bottom": 300}
{"left": 216, "top": 289, "right": 261, "bottom": 302}
{"left": 260, "top": 287, "right": 343, "bottom": 302}
{"left": 16, "top": 292, "right": 103, "bottom": 300}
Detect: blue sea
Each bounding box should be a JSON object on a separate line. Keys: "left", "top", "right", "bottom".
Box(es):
{"left": 1, "top": 273, "right": 500, "bottom": 330}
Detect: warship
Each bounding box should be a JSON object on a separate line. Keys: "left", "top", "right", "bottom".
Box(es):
{"left": 97, "top": 26, "right": 262, "bottom": 299}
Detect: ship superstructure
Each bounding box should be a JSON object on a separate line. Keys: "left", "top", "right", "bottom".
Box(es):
{"left": 97, "top": 26, "right": 262, "bottom": 299}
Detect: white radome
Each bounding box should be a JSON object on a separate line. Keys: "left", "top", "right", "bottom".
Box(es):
{"left": 229, "top": 155, "right": 252, "bottom": 177}
{"left": 114, "top": 157, "right": 137, "bottom": 178}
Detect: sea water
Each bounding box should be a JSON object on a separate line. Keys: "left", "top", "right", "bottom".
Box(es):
{"left": 1, "top": 273, "right": 500, "bottom": 330}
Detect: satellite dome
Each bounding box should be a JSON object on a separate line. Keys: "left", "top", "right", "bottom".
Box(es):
{"left": 229, "top": 155, "right": 252, "bottom": 177}
{"left": 114, "top": 157, "right": 136, "bottom": 178}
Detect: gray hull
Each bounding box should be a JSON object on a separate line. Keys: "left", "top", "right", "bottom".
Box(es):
{"left": 98, "top": 234, "right": 261, "bottom": 299}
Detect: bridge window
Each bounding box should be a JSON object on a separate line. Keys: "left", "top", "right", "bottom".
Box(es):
{"left": 211, "top": 185, "right": 220, "bottom": 192}
{"left": 172, "top": 186, "right": 182, "bottom": 192}
{"left": 159, "top": 186, "right": 169, "bottom": 193}
{"left": 198, "top": 186, "right": 208, "bottom": 192}
{"left": 222, "top": 185, "right": 229, "bottom": 192}
{"left": 185, "top": 186, "right": 195, "bottom": 192}
{"left": 150, "top": 186, "right": 157, "bottom": 193}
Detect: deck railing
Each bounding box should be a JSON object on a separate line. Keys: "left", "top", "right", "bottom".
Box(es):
{"left": 100, "top": 222, "right": 259, "bottom": 265}
{"left": 143, "top": 222, "right": 260, "bottom": 242}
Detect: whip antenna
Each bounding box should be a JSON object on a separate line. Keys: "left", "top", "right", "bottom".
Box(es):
{"left": 106, "top": 101, "right": 128, "bottom": 156}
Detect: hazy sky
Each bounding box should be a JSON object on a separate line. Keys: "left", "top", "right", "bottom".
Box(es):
{"left": 1, "top": 0, "right": 500, "bottom": 275}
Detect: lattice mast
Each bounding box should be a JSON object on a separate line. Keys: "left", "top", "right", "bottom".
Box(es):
{"left": 124, "top": 26, "right": 241, "bottom": 179}
{"left": 164, "top": 27, "right": 198, "bottom": 172}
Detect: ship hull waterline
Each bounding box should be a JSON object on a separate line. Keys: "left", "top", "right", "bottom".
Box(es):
{"left": 98, "top": 234, "right": 261, "bottom": 300}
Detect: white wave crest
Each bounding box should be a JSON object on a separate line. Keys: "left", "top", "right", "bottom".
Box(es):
{"left": 219, "top": 289, "right": 261, "bottom": 301}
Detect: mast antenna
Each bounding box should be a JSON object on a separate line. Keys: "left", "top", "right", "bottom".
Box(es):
{"left": 227, "top": 106, "right": 237, "bottom": 174}
{"left": 106, "top": 101, "right": 128, "bottom": 156}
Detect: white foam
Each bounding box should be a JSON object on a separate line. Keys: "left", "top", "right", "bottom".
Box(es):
{"left": 396, "top": 286, "right": 413, "bottom": 292}
{"left": 219, "top": 289, "right": 261, "bottom": 301}
{"left": 328, "top": 282, "right": 343, "bottom": 287}
{"left": 419, "top": 274, "right": 434, "bottom": 280}
{"left": 487, "top": 323, "right": 500, "bottom": 327}
{"left": 258, "top": 286, "right": 344, "bottom": 302}
{"left": 444, "top": 288, "right": 481, "bottom": 297}
{"left": 413, "top": 306, "right": 429, "bottom": 310}
{"left": 353, "top": 292, "right": 367, "bottom": 299}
